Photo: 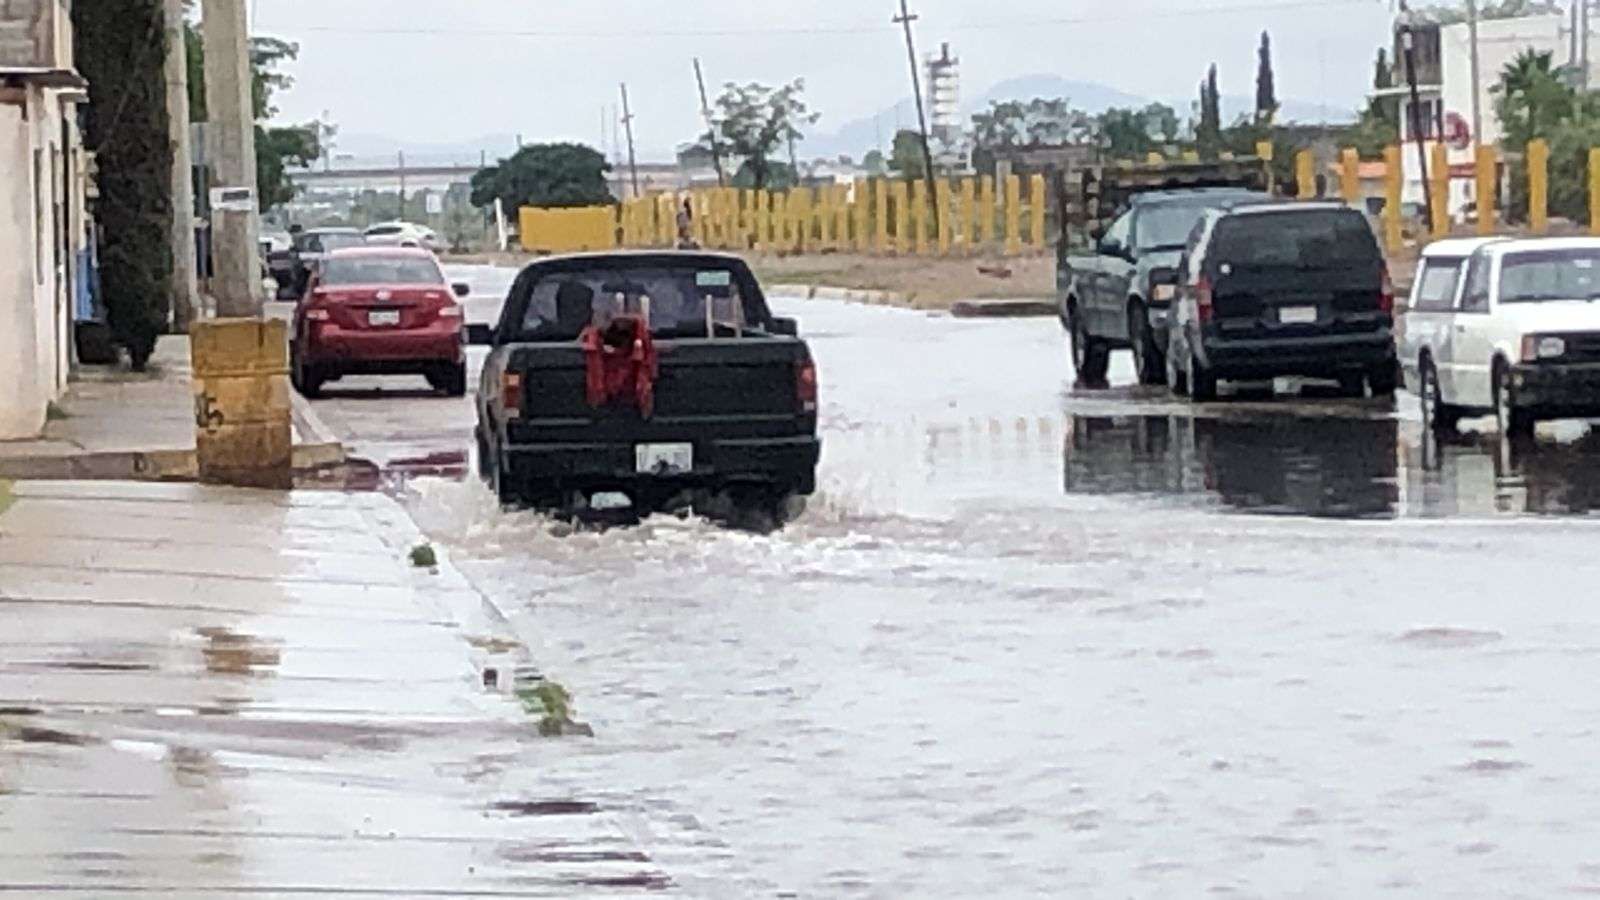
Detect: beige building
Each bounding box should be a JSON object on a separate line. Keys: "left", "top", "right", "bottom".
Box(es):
{"left": 1, "top": 0, "right": 88, "bottom": 440}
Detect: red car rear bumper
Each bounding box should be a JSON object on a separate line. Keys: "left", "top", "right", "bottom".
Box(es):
{"left": 303, "top": 322, "right": 463, "bottom": 369}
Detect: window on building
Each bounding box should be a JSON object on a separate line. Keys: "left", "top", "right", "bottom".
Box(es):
{"left": 1403, "top": 99, "right": 1444, "bottom": 141}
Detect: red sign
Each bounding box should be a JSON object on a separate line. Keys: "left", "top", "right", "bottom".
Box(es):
{"left": 1444, "top": 112, "right": 1472, "bottom": 151}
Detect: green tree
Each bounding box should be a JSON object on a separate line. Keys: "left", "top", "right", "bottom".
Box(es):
{"left": 469, "top": 143, "right": 613, "bottom": 211}
{"left": 1097, "top": 108, "right": 1157, "bottom": 159}
{"left": 969, "top": 98, "right": 1096, "bottom": 172}
{"left": 185, "top": 26, "right": 322, "bottom": 211}
{"left": 1348, "top": 48, "right": 1399, "bottom": 158}
{"left": 733, "top": 159, "right": 798, "bottom": 190}
{"left": 889, "top": 130, "right": 927, "bottom": 179}
{"left": 73, "top": 0, "right": 172, "bottom": 367}
{"left": 1143, "top": 102, "right": 1182, "bottom": 144}
{"left": 1197, "top": 65, "right": 1223, "bottom": 158}
{"left": 1256, "top": 31, "right": 1278, "bottom": 125}
{"left": 862, "top": 149, "right": 888, "bottom": 177}
{"left": 1495, "top": 49, "right": 1579, "bottom": 221}
{"left": 707, "top": 79, "right": 819, "bottom": 191}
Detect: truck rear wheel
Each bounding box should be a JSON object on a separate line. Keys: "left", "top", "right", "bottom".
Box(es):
{"left": 1070, "top": 309, "right": 1110, "bottom": 387}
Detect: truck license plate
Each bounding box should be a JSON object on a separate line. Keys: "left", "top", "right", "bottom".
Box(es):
{"left": 1278, "top": 305, "right": 1318, "bottom": 324}
{"left": 636, "top": 443, "right": 693, "bottom": 476}
{"left": 368, "top": 310, "right": 401, "bottom": 326}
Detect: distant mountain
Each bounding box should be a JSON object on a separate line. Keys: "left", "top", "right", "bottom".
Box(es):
{"left": 799, "top": 73, "right": 1354, "bottom": 160}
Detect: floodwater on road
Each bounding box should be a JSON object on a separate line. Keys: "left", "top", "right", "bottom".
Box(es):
{"left": 334, "top": 268, "right": 1600, "bottom": 896}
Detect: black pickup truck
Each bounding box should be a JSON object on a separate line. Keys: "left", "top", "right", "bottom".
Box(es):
{"left": 1058, "top": 161, "right": 1270, "bottom": 386}
{"left": 474, "top": 252, "right": 821, "bottom": 526}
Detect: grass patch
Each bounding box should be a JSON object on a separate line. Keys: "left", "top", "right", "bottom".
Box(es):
{"left": 408, "top": 543, "right": 438, "bottom": 568}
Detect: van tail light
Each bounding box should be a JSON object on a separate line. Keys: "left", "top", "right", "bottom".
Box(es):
{"left": 501, "top": 371, "right": 523, "bottom": 420}
{"left": 1379, "top": 264, "right": 1395, "bottom": 315}
{"left": 796, "top": 356, "right": 818, "bottom": 414}
{"left": 1197, "top": 274, "right": 1214, "bottom": 324}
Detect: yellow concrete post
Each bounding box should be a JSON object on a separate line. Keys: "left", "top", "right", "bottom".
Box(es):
{"left": 912, "top": 179, "right": 929, "bottom": 255}
{"left": 825, "top": 184, "right": 838, "bottom": 248}
{"left": 772, "top": 191, "right": 788, "bottom": 250}
{"left": 979, "top": 175, "right": 996, "bottom": 247}
{"left": 1475, "top": 144, "right": 1498, "bottom": 237}
{"left": 874, "top": 179, "right": 890, "bottom": 254}
{"left": 1296, "top": 149, "right": 1316, "bottom": 200}
{"left": 1430, "top": 143, "right": 1450, "bottom": 240}
{"left": 722, "top": 189, "right": 737, "bottom": 248}
{"left": 191, "top": 319, "right": 292, "bottom": 490}
{"left": 789, "top": 189, "right": 806, "bottom": 253}
{"left": 694, "top": 191, "right": 711, "bottom": 247}
{"left": 853, "top": 179, "right": 869, "bottom": 253}
{"left": 836, "top": 185, "right": 851, "bottom": 252}
{"left": 1029, "top": 174, "right": 1048, "bottom": 252}
{"left": 1382, "top": 145, "right": 1404, "bottom": 252}
{"left": 960, "top": 177, "right": 978, "bottom": 254}
{"left": 1340, "top": 148, "right": 1361, "bottom": 205}
{"left": 1255, "top": 140, "right": 1274, "bottom": 162}
{"left": 1146, "top": 152, "right": 1164, "bottom": 164}
{"left": 756, "top": 190, "right": 770, "bottom": 250}
{"left": 1591, "top": 149, "right": 1600, "bottom": 236}
{"left": 1005, "top": 174, "right": 1023, "bottom": 256}
{"left": 936, "top": 179, "right": 954, "bottom": 256}
{"left": 893, "top": 180, "right": 911, "bottom": 254}
{"left": 1182, "top": 150, "right": 1200, "bottom": 163}
{"left": 1528, "top": 138, "right": 1549, "bottom": 235}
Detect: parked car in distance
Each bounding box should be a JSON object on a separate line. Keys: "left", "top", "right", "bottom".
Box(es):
{"left": 474, "top": 251, "right": 820, "bottom": 527}
{"left": 1167, "top": 201, "right": 1398, "bottom": 401}
{"left": 290, "top": 246, "right": 470, "bottom": 398}
{"left": 1401, "top": 237, "right": 1600, "bottom": 437}
{"left": 364, "top": 221, "right": 439, "bottom": 250}
{"left": 1060, "top": 187, "right": 1269, "bottom": 386}
{"left": 274, "top": 227, "right": 365, "bottom": 300}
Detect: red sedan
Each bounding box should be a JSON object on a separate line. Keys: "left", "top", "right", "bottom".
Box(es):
{"left": 291, "top": 247, "right": 469, "bottom": 398}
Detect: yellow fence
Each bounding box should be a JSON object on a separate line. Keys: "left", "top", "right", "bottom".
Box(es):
{"left": 519, "top": 206, "right": 617, "bottom": 254}
{"left": 605, "top": 174, "right": 1053, "bottom": 257}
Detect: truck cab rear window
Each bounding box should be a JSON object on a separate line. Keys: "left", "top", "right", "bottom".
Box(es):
{"left": 1213, "top": 210, "right": 1379, "bottom": 269}
{"left": 519, "top": 267, "right": 753, "bottom": 339}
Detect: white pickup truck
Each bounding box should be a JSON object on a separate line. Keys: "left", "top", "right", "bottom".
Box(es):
{"left": 1400, "top": 237, "right": 1600, "bottom": 437}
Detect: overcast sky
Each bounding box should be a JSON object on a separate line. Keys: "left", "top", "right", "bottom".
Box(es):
{"left": 254, "top": 0, "right": 1400, "bottom": 160}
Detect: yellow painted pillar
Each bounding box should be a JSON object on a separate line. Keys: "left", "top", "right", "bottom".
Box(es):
{"left": 1590, "top": 149, "right": 1600, "bottom": 236}
{"left": 1255, "top": 140, "right": 1274, "bottom": 162}
{"left": 1382, "top": 145, "right": 1404, "bottom": 253}
{"left": 772, "top": 191, "right": 788, "bottom": 250}
{"left": 757, "top": 190, "right": 771, "bottom": 250}
{"left": 1340, "top": 149, "right": 1361, "bottom": 205}
{"left": 1182, "top": 150, "right": 1200, "bottom": 163}
{"left": 1528, "top": 138, "right": 1549, "bottom": 235}
{"left": 979, "top": 175, "right": 996, "bottom": 247}
{"left": 1145, "top": 152, "right": 1164, "bottom": 164}
{"left": 912, "top": 179, "right": 930, "bottom": 255}
{"left": 1029, "top": 174, "right": 1048, "bottom": 252}
{"left": 191, "top": 319, "right": 292, "bottom": 489}
{"left": 1005, "top": 174, "right": 1023, "bottom": 256}
{"left": 1296, "top": 149, "right": 1316, "bottom": 200}
{"left": 1475, "top": 144, "right": 1498, "bottom": 237}
{"left": 936, "top": 179, "right": 954, "bottom": 255}
{"left": 893, "top": 180, "right": 911, "bottom": 254}
{"left": 874, "top": 179, "right": 890, "bottom": 254}
{"left": 695, "top": 191, "right": 711, "bottom": 247}
{"left": 818, "top": 186, "right": 835, "bottom": 248}
{"left": 722, "top": 188, "right": 737, "bottom": 248}
{"left": 853, "top": 179, "right": 870, "bottom": 253}
{"left": 960, "top": 177, "right": 978, "bottom": 254}
{"left": 1430, "top": 143, "right": 1450, "bottom": 240}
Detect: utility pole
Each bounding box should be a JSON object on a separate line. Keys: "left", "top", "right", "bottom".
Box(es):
{"left": 1401, "top": 25, "right": 1435, "bottom": 231}
{"left": 1467, "top": 0, "right": 1484, "bottom": 142}
{"left": 694, "top": 59, "right": 727, "bottom": 187}
{"left": 201, "top": 0, "right": 261, "bottom": 318}
{"left": 1583, "top": 0, "right": 1593, "bottom": 93}
{"left": 619, "top": 83, "right": 641, "bottom": 199}
{"left": 162, "top": 0, "right": 199, "bottom": 330}
{"left": 398, "top": 151, "right": 407, "bottom": 220}
{"left": 894, "top": 0, "right": 941, "bottom": 236}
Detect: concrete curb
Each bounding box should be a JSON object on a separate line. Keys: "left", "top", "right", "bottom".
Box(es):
{"left": 290, "top": 391, "right": 347, "bottom": 471}
{"left": 949, "top": 299, "right": 1060, "bottom": 319}
{"left": 769, "top": 282, "right": 912, "bottom": 307}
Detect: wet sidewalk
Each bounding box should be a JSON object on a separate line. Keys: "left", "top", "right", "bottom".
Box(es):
{"left": 0, "top": 336, "right": 344, "bottom": 481}
{"left": 0, "top": 480, "right": 670, "bottom": 896}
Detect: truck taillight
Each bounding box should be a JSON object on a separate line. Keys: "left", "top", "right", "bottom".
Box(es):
{"left": 1197, "top": 275, "right": 1214, "bottom": 324}
{"left": 1379, "top": 264, "right": 1395, "bottom": 315}
{"left": 796, "top": 358, "right": 818, "bottom": 414}
{"left": 501, "top": 371, "right": 523, "bottom": 419}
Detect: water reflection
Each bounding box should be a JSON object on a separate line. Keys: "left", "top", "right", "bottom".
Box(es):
{"left": 1066, "top": 413, "right": 1600, "bottom": 519}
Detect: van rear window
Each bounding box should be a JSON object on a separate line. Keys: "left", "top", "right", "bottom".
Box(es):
{"left": 1213, "top": 209, "right": 1379, "bottom": 269}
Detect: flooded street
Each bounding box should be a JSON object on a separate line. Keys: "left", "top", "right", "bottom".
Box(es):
{"left": 317, "top": 266, "right": 1600, "bottom": 896}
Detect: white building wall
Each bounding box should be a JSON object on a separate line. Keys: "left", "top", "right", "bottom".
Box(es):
{"left": 0, "top": 86, "right": 71, "bottom": 441}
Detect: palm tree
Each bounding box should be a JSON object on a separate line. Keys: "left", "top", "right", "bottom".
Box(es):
{"left": 1493, "top": 49, "right": 1574, "bottom": 148}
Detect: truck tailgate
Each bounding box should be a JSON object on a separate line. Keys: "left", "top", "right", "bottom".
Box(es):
{"left": 504, "top": 337, "right": 811, "bottom": 442}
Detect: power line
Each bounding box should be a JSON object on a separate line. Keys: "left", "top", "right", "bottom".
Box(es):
{"left": 280, "top": 0, "right": 1378, "bottom": 40}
